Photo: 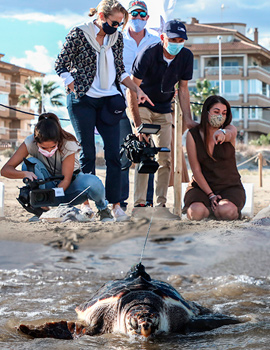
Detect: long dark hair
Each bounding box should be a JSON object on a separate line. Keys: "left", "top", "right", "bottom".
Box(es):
{"left": 200, "top": 95, "right": 232, "bottom": 159}
{"left": 34, "top": 113, "right": 78, "bottom": 153}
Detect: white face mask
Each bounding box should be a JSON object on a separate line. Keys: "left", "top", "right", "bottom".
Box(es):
{"left": 38, "top": 145, "right": 58, "bottom": 158}
{"left": 208, "top": 113, "right": 226, "bottom": 128}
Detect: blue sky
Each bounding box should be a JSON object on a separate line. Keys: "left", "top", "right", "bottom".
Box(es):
{"left": 1, "top": 0, "right": 269, "bottom": 123}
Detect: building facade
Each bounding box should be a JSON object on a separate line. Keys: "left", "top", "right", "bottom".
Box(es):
{"left": 0, "top": 53, "right": 44, "bottom": 148}
{"left": 185, "top": 18, "right": 270, "bottom": 142}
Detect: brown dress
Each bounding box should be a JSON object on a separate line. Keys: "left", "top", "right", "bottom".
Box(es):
{"left": 183, "top": 125, "right": 246, "bottom": 214}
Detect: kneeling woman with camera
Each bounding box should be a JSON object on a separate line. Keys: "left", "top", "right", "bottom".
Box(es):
{"left": 1, "top": 113, "right": 114, "bottom": 222}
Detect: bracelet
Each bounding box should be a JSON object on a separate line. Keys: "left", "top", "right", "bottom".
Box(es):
{"left": 220, "top": 128, "right": 226, "bottom": 135}
{"left": 209, "top": 194, "right": 216, "bottom": 200}
{"left": 207, "top": 191, "right": 213, "bottom": 197}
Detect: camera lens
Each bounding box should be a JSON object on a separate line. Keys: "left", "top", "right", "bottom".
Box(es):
{"left": 35, "top": 192, "right": 48, "bottom": 203}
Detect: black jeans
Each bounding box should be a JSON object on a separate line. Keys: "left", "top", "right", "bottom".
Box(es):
{"left": 67, "top": 93, "right": 121, "bottom": 204}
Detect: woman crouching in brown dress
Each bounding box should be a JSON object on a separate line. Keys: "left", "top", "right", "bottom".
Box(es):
{"left": 183, "top": 95, "right": 246, "bottom": 220}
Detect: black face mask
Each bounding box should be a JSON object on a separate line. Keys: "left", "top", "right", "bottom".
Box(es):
{"left": 102, "top": 22, "right": 117, "bottom": 35}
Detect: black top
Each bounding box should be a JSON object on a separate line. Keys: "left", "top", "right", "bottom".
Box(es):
{"left": 131, "top": 42, "right": 193, "bottom": 113}
{"left": 189, "top": 125, "right": 242, "bottom": 192}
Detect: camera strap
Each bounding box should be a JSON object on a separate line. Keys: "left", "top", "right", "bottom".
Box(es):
{"left": 45, "top": 153, "right": 57, "bottom": 177}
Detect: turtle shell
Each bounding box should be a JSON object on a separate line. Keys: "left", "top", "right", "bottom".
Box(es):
{"left": 75, "top": 264, "right": 196, "bottom": 334}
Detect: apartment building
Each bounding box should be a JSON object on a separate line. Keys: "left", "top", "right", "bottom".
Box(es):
{"left": 185, "top": 18, "right": 270, "bottom": 142}
{"left": 0, "top": 53, "right": 44, "bottom": 148}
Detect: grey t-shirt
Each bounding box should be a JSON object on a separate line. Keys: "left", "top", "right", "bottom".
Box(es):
{"left": 24, "top": 134, "right": 81, "bottom": 175}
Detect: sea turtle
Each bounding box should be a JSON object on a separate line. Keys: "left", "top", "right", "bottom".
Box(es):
{"left": 19, "top": 264, "right": 241, "bottom": 339}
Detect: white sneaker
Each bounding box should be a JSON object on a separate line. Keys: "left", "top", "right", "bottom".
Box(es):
{"left": 112, "top": 204, "right": 130, "bottom": 222}
{"left": 80, "top": 204, "right": 95, "bottom": 220}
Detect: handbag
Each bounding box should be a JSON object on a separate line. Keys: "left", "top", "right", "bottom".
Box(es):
{"left": 100, "top": 79, "right": 126, "bottom": 126}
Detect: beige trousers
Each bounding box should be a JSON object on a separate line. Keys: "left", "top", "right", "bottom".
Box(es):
{"left": 133, "top": 107, "right": 172, "bottom": 206}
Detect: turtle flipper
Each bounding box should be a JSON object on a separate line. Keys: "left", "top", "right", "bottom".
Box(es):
{"left": 184, "top": 315, "right": 241, "bottom": 333}
{"left": 19, "top": 321, "right": 90, "bottom": 339}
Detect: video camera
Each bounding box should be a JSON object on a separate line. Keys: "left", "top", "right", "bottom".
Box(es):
{"left": 17, "top": 175, "right": 64, "bottom": 217}
{"left": 120, "top": 123, "right": 170, "bottom": 174}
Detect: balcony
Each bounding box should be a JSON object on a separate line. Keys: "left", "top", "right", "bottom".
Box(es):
{"left": 248, "top": 66, "right": 270, "bottom": 84}
{"left": 9, "top": 105, "right": 36, "bottom": 120}
{"left": 0, "top": 79, "right": 11, "bottom": 93}
{"left": 205, "top": 66, "right": 244, "bottom": 78}
{"left": 0, "top": 127, "right": 10, "bottom": 141}
{"left": 0, "top": 104, "right": 10, "bottom": 118}
{"left": 9, "top": 128, "right": 32, "bottom": 143}
{"left": 10, "top": 82, "right": 27, "bottom": 97}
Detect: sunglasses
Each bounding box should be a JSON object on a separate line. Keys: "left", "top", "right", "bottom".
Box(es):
{"left": 110, "top": 19, "right": 124, "bottom": 27}
{"left": 130, "top": 10, "right": 147, "bottom": 18}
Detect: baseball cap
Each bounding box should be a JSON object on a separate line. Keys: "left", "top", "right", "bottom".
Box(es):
{"left": 163, "top": 20, "right": 188, "bottom": 40}
{"left": 128, "top": 1, "right": 148, "bottom": 13}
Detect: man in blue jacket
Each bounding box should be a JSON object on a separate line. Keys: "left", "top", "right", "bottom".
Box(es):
{"left": 127, "top": 19, "right": 194, "bottom": 215}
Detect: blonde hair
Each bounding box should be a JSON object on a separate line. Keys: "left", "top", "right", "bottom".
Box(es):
{"left": 89, "top": 0, "right": 128, "bottom": 30}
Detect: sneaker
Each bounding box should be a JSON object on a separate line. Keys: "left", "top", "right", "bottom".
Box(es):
{"left": 153, "top": 206, "right": 180, "bottom": 220}
{"left": 132, "top": 204, "right": 152, "bottom": 219}
{"left": 97, "top": 207, "right": 114, "bottom": 222}
{"left": 112, "top": 204, "right": 130, "bottom": 222}
{"left": 80, "top": 204, "right": 95, "bottom": 220}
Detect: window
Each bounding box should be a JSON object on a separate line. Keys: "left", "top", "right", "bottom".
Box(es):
{"left": 232, "top": 108, "right": 241, "bottom": 120}
{"left": 248, "top": 108, "right": 262, "bottom": 119}
{"left": 224, "top": 80, "right": 241, "bottom": 93}
{"left": 0, "top": 93, "right": 9, "bottom": 105}
{"left": 262, "top": 82, "right": 267, "bottom": 96}
{"left": 192, "top": 38, "right": 204, "bottom": 44}
{"left": 224, "top": 61, "right": 239, "bottom": 67}
{"left": 194, "top": 59, "right": 198, "bottom": 70}
{"left": 248, "top": 80, "right": 262, "bottom": 94}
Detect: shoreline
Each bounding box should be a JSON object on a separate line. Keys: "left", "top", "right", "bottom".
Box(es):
{"left": 0, "top": 157, "right": 270, "bottom": 250}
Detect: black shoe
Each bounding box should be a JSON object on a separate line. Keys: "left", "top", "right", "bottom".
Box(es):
{"left": 97, "top": 208, "right": 114, "bottom": 222}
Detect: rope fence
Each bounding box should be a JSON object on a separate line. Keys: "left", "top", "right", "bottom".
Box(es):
{"left": 237, "top": 152, "right": 269, "bottom": 187}
{"left": 0, "top": 104, "right": 70, "bottom": 121}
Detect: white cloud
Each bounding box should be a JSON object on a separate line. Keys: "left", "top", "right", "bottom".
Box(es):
{"left": 1, "top": 11, "right": 86, "bottom": 29}
{"left": 10, "top": 45, "right": 55, "bottom": 74}
{"left": 259, "top": 36, "right": 270, "bottom": 51}
{"left": 57, "top": 40, "right": 63, "bottom": 50}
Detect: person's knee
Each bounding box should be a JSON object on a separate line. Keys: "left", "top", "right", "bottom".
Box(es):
{"left": 187, "top": 202, "right": 209, "bottom": 221}
{"left": 215, "top": 202, "right": 238, "bottom": 220}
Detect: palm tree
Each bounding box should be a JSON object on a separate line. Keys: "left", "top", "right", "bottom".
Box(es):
{"left": 190, "top": 79, "right": 219, "bottom": 120}
{"left": 18, "top": 78, "right": 65, "bottom": 114}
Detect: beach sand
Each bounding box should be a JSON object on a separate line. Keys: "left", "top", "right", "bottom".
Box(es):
{"left": 1, "top": 154, "right": 270, "bottom": 250}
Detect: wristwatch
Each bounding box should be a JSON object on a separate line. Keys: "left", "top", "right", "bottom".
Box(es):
{"left": 220, "top": 128, "right": 226, "bottom": 135}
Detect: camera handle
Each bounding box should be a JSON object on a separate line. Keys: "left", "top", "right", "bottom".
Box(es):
{"left": 23, "top": 175, "right": 64, "bottom": 186}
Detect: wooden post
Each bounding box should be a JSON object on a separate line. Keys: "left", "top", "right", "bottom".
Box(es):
{"left": 173, "top": 96, "right": 182, "bottom": 217}
{"left": 258, "top": 153, "right": 263, "bottom": 187}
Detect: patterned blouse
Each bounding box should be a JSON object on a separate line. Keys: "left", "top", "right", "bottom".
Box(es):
{"left": 55, "top": 27, "right": 126, "bottom": 99}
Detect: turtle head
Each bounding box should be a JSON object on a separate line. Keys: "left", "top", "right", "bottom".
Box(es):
{"left": 125, "top": 305, "right": 160, "bottom": 337}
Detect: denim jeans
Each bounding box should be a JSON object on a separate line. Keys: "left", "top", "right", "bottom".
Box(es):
{"left": 67, "top": 93, "right": 121, "bottom": 204}
{"left": 119, "top": 114, "right": 154, "bottom": 208}
{"left": 22, "top": 157, "right": 108, "bottom": 210}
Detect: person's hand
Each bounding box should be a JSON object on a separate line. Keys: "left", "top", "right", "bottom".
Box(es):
{"left": 137, "top": 88, "right": 154, "bottom": 106}
{"left": 23, "top": 171, "right": 37, "bottom": 181}
{"left": 135, "top": 127, "right": 150, "bottom": 143}
{"left": 68, "top": 81, "right": 75, "bottom": 92}
{"left": 209, "top": 194, "right": 222, "bottom": 211}
{"left": 186, "top": 119, "right": 198, "bottom": 129}
{"left": 213, "top": 129, "right": 226, "bottom": 144}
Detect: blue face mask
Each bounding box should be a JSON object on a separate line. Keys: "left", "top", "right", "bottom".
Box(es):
{"left": 166, "top": 42, "right": 184, "bottom": 56}
{"left": 129, "top": 19, "right": 147, "bottom": 33}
